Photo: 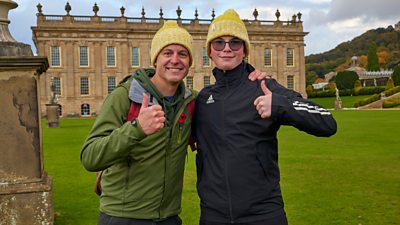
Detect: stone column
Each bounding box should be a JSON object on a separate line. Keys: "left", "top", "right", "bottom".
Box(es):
{"left": 0, "top": 1, "right": 53, "bottom": 224}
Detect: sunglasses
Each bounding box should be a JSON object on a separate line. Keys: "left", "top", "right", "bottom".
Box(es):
{"left": 211, "top": 38, "right": 244, "bottom": 51}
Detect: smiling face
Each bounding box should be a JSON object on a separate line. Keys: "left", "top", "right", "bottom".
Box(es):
{"left": 209, "top": 36, "right": 246, "bottom": 71}
{"left": 153, "top": 44, "right": 190, "bottom": 87}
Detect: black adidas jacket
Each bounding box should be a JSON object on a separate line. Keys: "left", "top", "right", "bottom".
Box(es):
{"left": 194, "top": 62, "right": 337, "bottom": 223}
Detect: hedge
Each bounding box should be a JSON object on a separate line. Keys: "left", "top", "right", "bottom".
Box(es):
{"left": 354, "top": 94, "right": 380, "bottom": 108}
{"left": 382, "top": 96, "right": 400, "bottom": 108}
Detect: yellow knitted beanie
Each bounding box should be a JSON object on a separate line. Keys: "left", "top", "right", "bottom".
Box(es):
{"left": 206, "top": 9, "right": 250, "bottom": 57}
{"left": 151, "top": 20, "right": 193, "bottom": 67}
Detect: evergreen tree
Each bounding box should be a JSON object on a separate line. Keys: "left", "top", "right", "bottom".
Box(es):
{"left": 386, "top": 78, "right": 394, "bottom": 90}
{"left": 335, "top": 71, "right": 359, "bottom": 90}
{"left": 392, "top": 65, "right": 400, "bottom": 86}
{"left": 367, "top": 42, "right": 380, "bottom": 71}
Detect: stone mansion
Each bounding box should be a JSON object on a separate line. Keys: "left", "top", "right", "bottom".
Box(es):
{"left": 32, "top": 3, "right": 308, "bottom": 116}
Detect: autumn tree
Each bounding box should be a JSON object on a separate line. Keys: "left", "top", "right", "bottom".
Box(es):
{"left": 377, "top": 50, "right": 389, "bottom": 68}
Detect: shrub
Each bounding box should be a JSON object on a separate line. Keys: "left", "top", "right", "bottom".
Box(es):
{"left": 354, "top": 94, "right": 380, "bottom": 107}
{"left": 336, "top": 71, "right": 359, "bottom": 90}
{"left": 354, "top": 80, "right": 362, "bottom": 95}
{"left": 357, "top": 86, "right": 386, "bottom": 95}
{"left": 386, "top": 78, "right": 395, "bottom": 90}
{"left": 382, "top": 85, "right": 400, "bottom": 97}
{"left": 339, "top": 89, "right": 354, "bottom": 96}
{"left": 328, "top": 82, "right": 337, "bottom": 94}
{"left": 308, "top": 90, "right": 335, "bottom": 98}
{"left": 306, "top": 85, "right": 313, "bottom": 96}
{"left": 382, "top": 96, "right": 400, "bottom": 108}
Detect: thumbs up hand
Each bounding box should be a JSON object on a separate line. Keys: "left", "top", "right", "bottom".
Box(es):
{"left": 137, "top": 93, "right": 165, "bottom": 135}
{"left": 253, "top": 80, "right": 272, "bottom": 119}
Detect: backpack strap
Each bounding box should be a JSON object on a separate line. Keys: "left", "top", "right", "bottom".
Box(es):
{"left": 127, "top": 101, "right": 141, "bottom": 121}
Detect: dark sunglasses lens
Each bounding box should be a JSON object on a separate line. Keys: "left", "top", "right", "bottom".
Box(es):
{"left": 212, "top": 40, "right": 225, "bottom": 51}
{"left": 229, "top": 39, "right": 243, "bottom": 51}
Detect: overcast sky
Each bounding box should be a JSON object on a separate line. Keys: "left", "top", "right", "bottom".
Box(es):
{"left": 8, "top": 0, "right": 400, "bottom": 56}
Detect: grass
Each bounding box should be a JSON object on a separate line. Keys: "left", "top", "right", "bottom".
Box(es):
{"left": 42, "top": 111, "right": 400, "bottom": 225}
{"left": 309, "top": 95, "right": 370, "bottom": 108}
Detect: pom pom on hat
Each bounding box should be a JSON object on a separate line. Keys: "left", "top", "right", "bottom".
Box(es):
{"left": 151, "top": 20, "right": 193, "bottom": 67}
{"left": 206, "top": 9, "right": 250, "bottom": 57}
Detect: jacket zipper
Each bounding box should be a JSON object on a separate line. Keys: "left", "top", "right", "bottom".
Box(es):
{"left": 158, "top": 96, "right": 194, "bottom": 218}
{"left": 222, "top": 73, "right": 235, "bottom": 223}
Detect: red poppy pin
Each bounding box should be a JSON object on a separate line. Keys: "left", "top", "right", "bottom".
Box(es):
{"left": 178, "top": 112, "right": 187, "bottom": 123}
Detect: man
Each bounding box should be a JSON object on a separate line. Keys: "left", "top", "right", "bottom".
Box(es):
{"left": 194, "top": 9, "right": 337, "bottom": 225}
{"left": 81, "top": 20, "right": 267, "bottom": 225}
{"left": 81, "top": 21, "right": 195, "bottom": 225}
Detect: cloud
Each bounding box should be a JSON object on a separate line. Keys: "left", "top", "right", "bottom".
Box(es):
{"left": 6, "top": 0, "right": 400, "bottom": 56}
{"left": 327, "top": 0, "right": 399, "bottom": 22}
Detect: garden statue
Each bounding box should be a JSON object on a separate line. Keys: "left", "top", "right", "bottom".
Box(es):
{"left": 46, "top": 77, "right": 60, "bottom": 127}
{"left": 335, "top": 88, "right": 342, "bottom": 110}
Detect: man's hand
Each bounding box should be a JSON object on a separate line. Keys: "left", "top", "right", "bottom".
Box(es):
{"left": 248, "top": 70, "right": 272, "bottom": 81}
{"left": 254, "top": 80, "right": 272, "bottom": 119}
{"left": 137, "top": 93, "right": 165, "bottom": 135}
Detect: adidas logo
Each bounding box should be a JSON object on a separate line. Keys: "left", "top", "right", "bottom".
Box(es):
{"left": 206, "top": 95, "right": 215, "bottom": 104}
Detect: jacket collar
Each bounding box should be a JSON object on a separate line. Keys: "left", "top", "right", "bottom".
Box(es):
{"left": 213, "top": 61, "right": 247, "bottom": 87}
{"left": 128, "top": 69, "right": 192, "bottom": 105}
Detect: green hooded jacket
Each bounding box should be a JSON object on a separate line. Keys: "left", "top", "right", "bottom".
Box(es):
{"left": 80, "top": 68, "right": 196, "bottom": 219}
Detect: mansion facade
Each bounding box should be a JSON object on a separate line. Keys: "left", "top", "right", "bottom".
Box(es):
{"left": 32, "top": 3, "right": 308, "bottom": 116}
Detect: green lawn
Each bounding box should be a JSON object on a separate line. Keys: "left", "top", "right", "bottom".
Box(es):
{"left": 309, "top": 95, "right": 371, "bottom": 109}
{"left": 42, "top": 111, "right": 400, "bottom": 225}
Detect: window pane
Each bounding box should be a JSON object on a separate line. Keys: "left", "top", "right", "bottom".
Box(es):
{"left": 107, "top": 47, "right": 115, "bottom": 66}
{"left": 264, "top": 48, "right": 272, "bottom": 66}
{"left": 80, "top": 77, "right": 89, "bottom": 95}
{"left": 186, "top": 76, "right": 193, "bottom": 89}
{"left": 81, "top": 103, "right": 90, "bottom": 116}
{"left": 80, "top": 46, "right": 89, "bottom": 66}
{"left": 131, "top": 47, "right": 139, "bottom": 67}
{"left": 107, "top": 76, "right": 116, "bottom": 94}
{"left": 204, "top": 76, "right": 210, "bottom": 87}
{"left": 287, "top": 75, "right": 294, "bottom": 90}
{"left": 286, "top": 48, "right": 294, "bottom": 66}
{"left": 202, "top": 47, "right": 210, "bottom": 66}
{"left": 52, "top": 77, "right": 61, "bottom": 96}
{"left": 51, "top": 46, "right": 60, "bottom": 66}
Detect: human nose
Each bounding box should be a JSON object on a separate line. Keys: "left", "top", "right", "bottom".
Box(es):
{"left": 170, "top": 53, "right": 179, "bottom": 63}
{"left": 222, "top": 42, "right": 231, "bottom": 51}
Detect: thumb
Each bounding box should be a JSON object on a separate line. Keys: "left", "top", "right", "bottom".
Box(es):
{"left": 141, "top": 93, "right": 149, "bottom": 109}
{"left": 261, "top": 80, "right": 272, "bottom": 95}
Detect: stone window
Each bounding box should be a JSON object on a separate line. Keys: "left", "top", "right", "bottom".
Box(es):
{"left": 264, "top": 48, "right": 272, "bottom": 66}
{"left": 204, "top": 76, "right": 210, "bottom": 87}
{"left": 186, "top": 76, "right": 193, "bottom": 89}
{"left": 51, "top": 46, "right": 61, "bottom": 67}
{"left": 79, "top": 46, "right": 89, "bottom": 67}
{"left": 131, "top": 47, "right": 140, "bottom": 67}
{"left": 286, "top": 48, "right": 294, "bottom": 66}
{"left": 107, "top": 76, "right": 116, "bottom": 94}
{"left": 80, "top": 77, "right": 89, "bottom": 95}
{"left": 106, "top": 46, "right": 116, "bottom": 67}
{"left": 81, "top": 103, "right": 90, "bottom": 116}
{"left": 52, "top": 77, "right": 61, "bottom": 96}
{"left": 287, "top": 75, "right": 294, "bottom": 90}
{"left": 202, "top": 47, "right": 210, "bottom": 67}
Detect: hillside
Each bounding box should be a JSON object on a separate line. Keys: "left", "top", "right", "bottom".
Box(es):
{"left": 306, "top": 24, "right": 400, "bottom": 77}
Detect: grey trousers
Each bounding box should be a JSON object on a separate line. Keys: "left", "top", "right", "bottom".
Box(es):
{"left": 98, "top": 212, "right": 182, "bottom": 225}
